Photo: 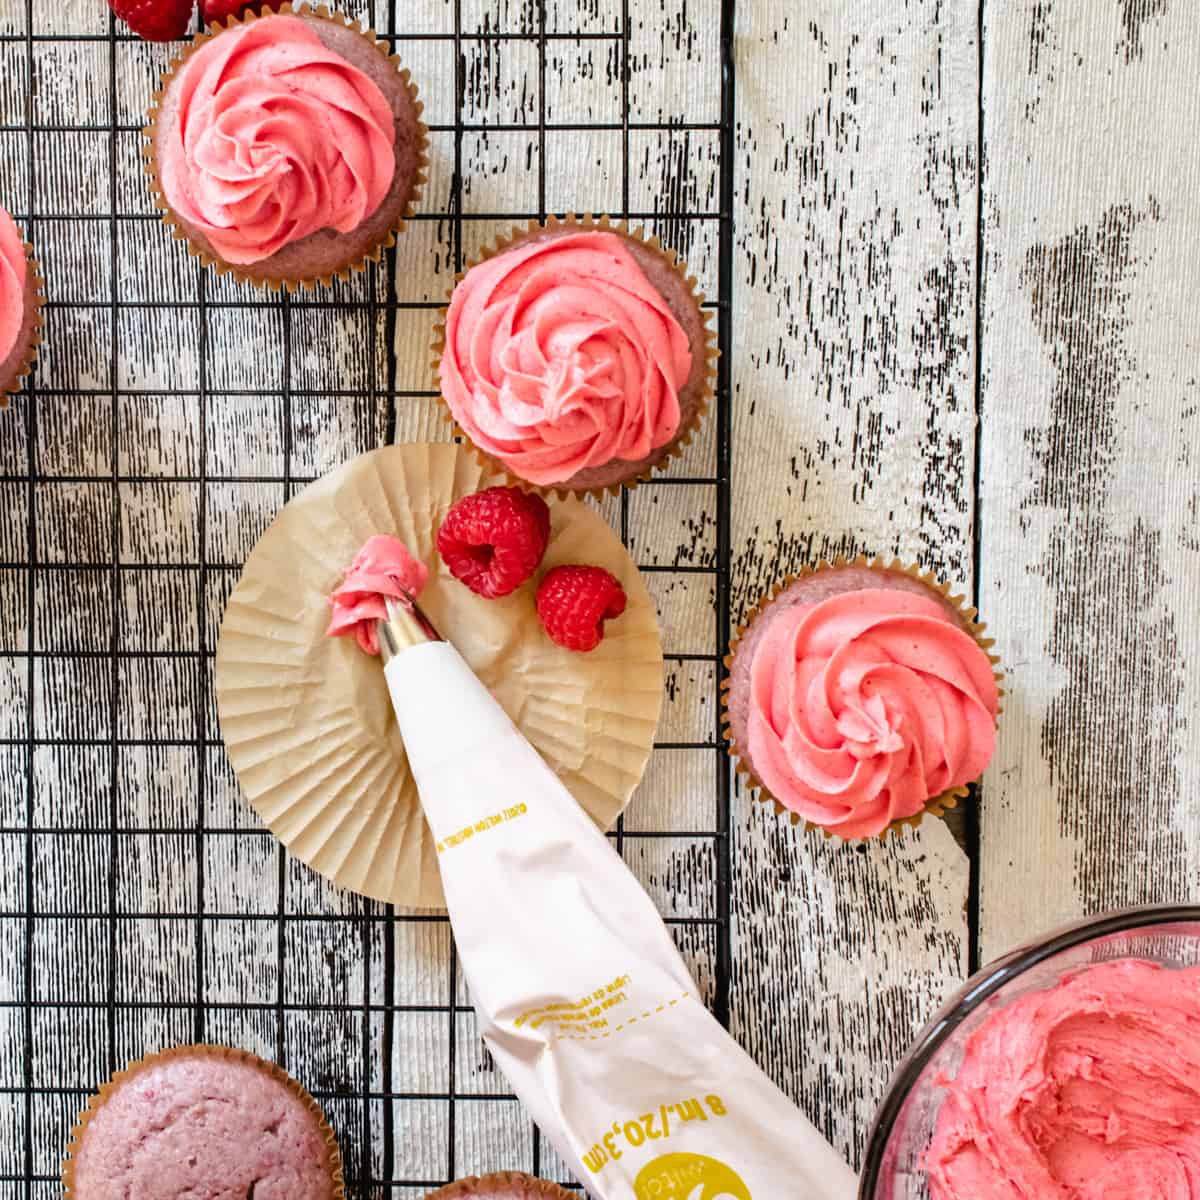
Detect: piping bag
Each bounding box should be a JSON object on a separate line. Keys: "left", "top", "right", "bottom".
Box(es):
{"left": 379, "top": 595, "right": 857, "bottom": 1199}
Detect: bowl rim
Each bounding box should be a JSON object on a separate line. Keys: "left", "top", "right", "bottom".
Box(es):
{"left": 857, "top": 901, "right": 1200, "bottom": 1198}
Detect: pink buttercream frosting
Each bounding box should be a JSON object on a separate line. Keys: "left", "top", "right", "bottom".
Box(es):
{"left": 746, "top": 589, "right": 998, "bottom": 836}
{"left": 159, "top": 16, "right": 396, "bottom": 265}
{"left": 926, "top": 958, "right": 1200, "bottom": 1200}
{"left": 440, "top": 231, "right": 693, "bottom": 486}
{"left": 327, "top": 534, "right": 429, "bottom": 656}
{"left": 71, "top": 1053, "right": 335, "bottom": 1199}
{"left": 0, "top": 206, "right": 27, "bottom": 363}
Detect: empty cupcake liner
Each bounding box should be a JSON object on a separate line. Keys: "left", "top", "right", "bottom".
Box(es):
{"left": 424, "top": 1174, "right": 575, "bottom": 1199}
{"left": 62, "top": 1043, "right": 345, "bottom": 1199}
{"left": 144, "top": 3, "right": 429, "bottom": 295}
{"left": 0, "top": 245, "right": 44, "bottom": 409}
{"left": 430, "top": 213, "right": 719, "bottom": 499}
{"left": 721, "top": 555, "right": 1006, "bottom": 841}
{"left": 214, "top": 442, "right": 664, "bottom": 909}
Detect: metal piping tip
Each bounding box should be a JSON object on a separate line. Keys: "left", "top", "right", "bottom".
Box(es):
{"left": 378, "top": 591, "right": 443, "bottom": 664}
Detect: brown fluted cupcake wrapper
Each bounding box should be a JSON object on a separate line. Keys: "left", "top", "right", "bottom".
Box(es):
{"left": 144, "top": 3, "right": 429, "bottom": 295}
{"left": 430, "top": 213, "right": 719, "bottom": 499}
{"left": 424, "top": 1173, "right": 575, "bottom": 1199}
{"left": 62, "top": 1043, "right": 345, "bottom": 1198}
{"left": 720, "top": 555, "right": 1006, "bottom": 842}
{"left": 0, "top": 245, "right": 45, "bottom": 409}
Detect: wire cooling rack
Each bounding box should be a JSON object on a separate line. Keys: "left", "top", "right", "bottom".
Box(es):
{"left": 0, "top": 0, "right": 734, "bottom": 1192}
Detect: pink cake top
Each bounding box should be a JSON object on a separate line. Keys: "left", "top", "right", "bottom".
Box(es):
{"left": 326, "top": 534, "right": 429, "bottom": 656}
{"left": 0, "top": 205, "right": 27, "bottom": 362}
{"left": 746, "top": 588, "right": 998, "bottom": 837}
{"left": 440, "top": 231, "right": 692, "bottom": 486}
{"left": 926, "top": 958, "right": 1200, "bottom": 1200}
{"left": 159, "top": 16, "right": 395, "bottom": 264}
{"left": 71, "top": 1053, "right": 335, "bottom": 1200}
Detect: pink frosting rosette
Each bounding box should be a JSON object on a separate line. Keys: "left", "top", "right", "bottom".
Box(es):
{"left": 439, "top": 231, "right": 694, "bottom": 488}
{"left": 0, "top": 206, "right": 26, "bottom": 364}
{"left": 734, "top": 577, "right": 1001, "bottom": 838}
{"left": 156, "top": 15, "right": 396, "bottom": 265}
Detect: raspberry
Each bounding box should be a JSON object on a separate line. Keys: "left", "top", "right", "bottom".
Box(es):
{"left": 536, "top": 566, "right": 628, "bottom": 652}
{"left": 437, "top": 486, "right": 551, "bottom": 599}
{"left": 108, "top": 0, "right": 194, "bottom": 41}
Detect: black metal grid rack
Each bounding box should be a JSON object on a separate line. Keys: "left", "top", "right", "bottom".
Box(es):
{"left": 0, "top": 0, "right": 735, "bottom": 1192}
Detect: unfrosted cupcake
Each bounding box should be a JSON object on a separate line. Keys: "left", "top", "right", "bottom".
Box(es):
{"left": 426, "top": 1175, "right": 574, "bottom": 1199}
{"left": 435, "top": 217, "right": 715, "bottom": 495}
{"left": 147, "top": 5, "right": 427, "bottom": 291}
{"left": 63, "top": 1045, "right": 343, "bottom": 1199}
{"left": 723, "top": 559, "right": 1002, "bottom": 839}
{"left": 0, "top": 203, "right": 43, "bottom": 406}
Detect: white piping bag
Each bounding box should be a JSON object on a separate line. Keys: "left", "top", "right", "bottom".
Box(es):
{"left": 380, "top": 598, "right": 857, "bottom": 1200}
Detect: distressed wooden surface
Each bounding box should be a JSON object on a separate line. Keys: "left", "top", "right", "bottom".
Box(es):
{"left": 5, "top": 0, "right": 1197, "bottom": 1193}
{"left": 976, "top": 1, "right": 1200, "bottom": 956}
{"left": 729, "top": 0, "right": 978, "bottom": 1164}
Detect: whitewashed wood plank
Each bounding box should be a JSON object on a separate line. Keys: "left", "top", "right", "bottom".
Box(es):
{"left": 622, "top": 748, "right": 717, "bottom": 832}
{"left": 977, "top": 0, "right": 1200, "bottom": 957}
{"left": 731, "top": 0, "right": 978, "bottom": 1165}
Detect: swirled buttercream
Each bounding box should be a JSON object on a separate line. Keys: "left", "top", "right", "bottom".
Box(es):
{"left": 746, "top": 588, "right": 997, "bottom": 836}
{"left": 327, "top": 535, "right": 428, "bottom": 656}
{"left": 440, "top": 232, "right": 692, "bottom": 486}
{"left": 159, "top": 16, "right": 396, "bottom": 265}
{"left": 0, "top": 206, "right": 27, "bottom": 363}
{"left": 927, "top": 958, "right": 1200, "bottom": 1200}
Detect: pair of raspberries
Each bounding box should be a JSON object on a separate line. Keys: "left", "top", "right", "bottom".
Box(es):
{"left": 109, "top": 0, "right": 255, "bottom": 41}
{"left": 438, "top": 488, "right": 627, "bottom": 654}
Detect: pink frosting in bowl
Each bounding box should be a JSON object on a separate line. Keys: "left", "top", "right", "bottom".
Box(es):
{"left": 734, "top": 583, "right": 999, "bottom": 837}
{"left": 0, "top": 205, "right": 28, "bottom": 364}
{"left": 157, "top": 15, "right": 396, "bottom": 265}
{"left": 926, "top": 958, "right": 1200, "bottom": 1200}
{"left": 439, "top": 231, "right": 693, "bottom": 487}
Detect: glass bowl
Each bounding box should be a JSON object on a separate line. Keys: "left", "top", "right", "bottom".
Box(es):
{"left": 858, "top": 903, "right": 1200, "bottom": 1199}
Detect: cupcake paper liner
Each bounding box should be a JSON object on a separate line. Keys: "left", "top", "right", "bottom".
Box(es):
{"left": 144, "top": 3, "right": 429, "bottom": 295}
{"left": 0, "top": 245, "right": 44, "bottom": 409}
{"left": 430, "top": 213, "right": 719, "bottom": 499}
{"left": 62, "top": 1043, "right": 345, "bottom": 1199}
{"left": 214, "top": 442, "right": 664, "bottom": 909}
{"left": 424, "top": 1174, "right": 575, "bottom": 1199}
{"left": 721, "top": 555, "right": 1005, "bottom": 841}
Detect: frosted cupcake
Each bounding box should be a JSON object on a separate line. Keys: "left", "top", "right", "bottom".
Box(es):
{"left": 723, "top": 559, "right": 1002, "bottom": 839}
{"left": 0, "top": 204, "right": 43, "bottom": 406}
{"left": 63, "top": 1045, "right": 343, "bottom": 1199}
{"left": 147, "top": 5, "right": 427, "bottom": 291}
{"left": 435, "top": 217, "right": 716, "bottom": 495}
{"left": 426, "top": 1175, "right": 574, "bottom": 1199}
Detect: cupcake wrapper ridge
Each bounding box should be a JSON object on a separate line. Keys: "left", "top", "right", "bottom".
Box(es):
{"left": 430, "top": 213, "right": 719, "bottom": 499}
{"left": 720, "top": 554, "right": 1006, "bottom": 842}
{"left": 143, "top": 3, "right": 429, "bottom": 295}
{"left": 62, "top": 1043, "right": 345, "bottom": 1198}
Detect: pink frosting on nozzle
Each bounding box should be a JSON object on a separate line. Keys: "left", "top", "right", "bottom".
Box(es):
{"left": 327, "top": 534, "right": 429, "bottom": 656}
